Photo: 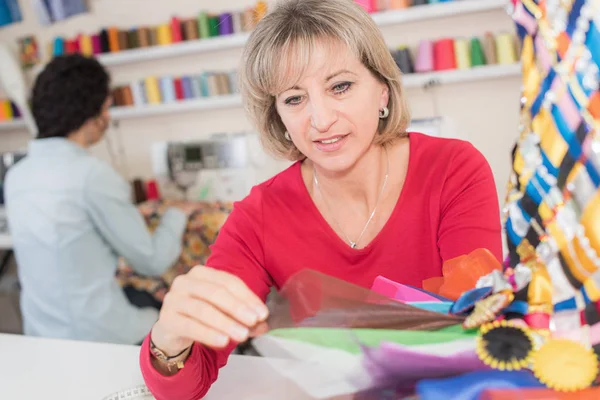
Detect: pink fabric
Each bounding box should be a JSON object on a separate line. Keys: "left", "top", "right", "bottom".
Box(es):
{"left": 139, "top": 133, "right": 503, "bottom": 400}
{"left": 371, "top": 275, "right": 442, "bottom": 302}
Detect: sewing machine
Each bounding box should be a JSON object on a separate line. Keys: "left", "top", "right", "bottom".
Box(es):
{"left": 151, "top": 132, "right": 283, "bottom": 202}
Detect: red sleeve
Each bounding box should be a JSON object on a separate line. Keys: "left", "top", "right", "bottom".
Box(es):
{"left": 140, "top": 186, "right": 272, "bottom": 400}
{"left": 437, "top": 142, "right": 503, "bottom": 263}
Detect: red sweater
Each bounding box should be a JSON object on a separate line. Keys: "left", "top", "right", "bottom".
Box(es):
{"left": 139, "top": 132, "right": 503, "bottom": 399}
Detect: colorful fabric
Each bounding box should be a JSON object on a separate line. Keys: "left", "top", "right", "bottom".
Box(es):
{"left": 116, "top": 200, "right": 233, "bottom": 302}
{"left": 503, "top": 0, "right": 600, "bottom": 331}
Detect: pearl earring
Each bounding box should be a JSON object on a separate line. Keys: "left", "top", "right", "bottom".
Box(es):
{"left": 379, "top": 107, "right": 389, "bottom": 119}
{"left": 284, "top": 131, "right": 292, "bottom": 141}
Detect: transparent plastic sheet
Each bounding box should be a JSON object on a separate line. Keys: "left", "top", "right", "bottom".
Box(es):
{"left": 251, "top": 270, "right": 484, "bottom": 399}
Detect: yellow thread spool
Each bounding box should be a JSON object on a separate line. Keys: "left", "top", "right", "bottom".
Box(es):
{"left": 496, "top": 32, "right": 517, "bottom": 64}
{"left": 144, "top": 77, "right": 162, "bottom": 104}
{"left": 157, "top": 24, "right": 172, "bottom": 45}
{"left": 454, "top": 38, "right": 471, "bottom": 70}
{"left": 79, "top": 34, "right": 93, "bottom": 57}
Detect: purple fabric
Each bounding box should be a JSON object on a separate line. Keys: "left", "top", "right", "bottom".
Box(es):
{"left": 362, "top": 342, "right": 488, "bottom": 391}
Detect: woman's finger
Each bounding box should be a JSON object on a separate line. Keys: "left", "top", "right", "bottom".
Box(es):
{"left": 174, "top": 295, "right": 250, "bottom": 343}
{"left": 191, "top": 266, "right": 269, "bottom": 320}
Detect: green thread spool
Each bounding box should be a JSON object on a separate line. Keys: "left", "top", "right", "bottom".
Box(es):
{"left": 208, "top": 16, "right": 220, "bottom": 37}
{"left": 198, "top": 12, "right": 210, "bottom": 38}
{"left": 470, "top": 37, "right": 486, "bottom": 67}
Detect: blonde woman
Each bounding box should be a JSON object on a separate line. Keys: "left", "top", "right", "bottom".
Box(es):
{"left": 141, "top": 0, "right": 502, "bottom": 397}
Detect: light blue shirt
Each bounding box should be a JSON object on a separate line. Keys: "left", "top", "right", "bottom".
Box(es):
{"left": 5, "top": 138, "right": 187, "bottom": 344}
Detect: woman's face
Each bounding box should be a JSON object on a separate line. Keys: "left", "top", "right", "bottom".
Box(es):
{"left": 275, "top": 40, "right": 389, "bottom": 174}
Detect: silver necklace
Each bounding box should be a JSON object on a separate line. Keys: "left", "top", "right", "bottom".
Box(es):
{"left": 313, "top": 147, "right": 389, "bottom": 249}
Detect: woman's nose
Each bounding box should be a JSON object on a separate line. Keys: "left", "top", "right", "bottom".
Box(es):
{"left": 309, "top": 96, "right": 338, "bottom": 133}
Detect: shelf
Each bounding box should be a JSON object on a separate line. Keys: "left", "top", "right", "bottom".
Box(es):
{"left": 109, "top": 94, "right": 244, "bottom": 120}
{"left": 109, "top": 63, "right": 521, "bottom": 120}
{"left": 0, "top": 119, "right": 27, "bottom": 132}
{"left": 371, "top": 0, "right": 508, "bottom": 27}
{"left": 93, "top": 0, "right": 507, "bottom": 67}
{"left": 403, "top": 63, "right": 521, "bottom": 88}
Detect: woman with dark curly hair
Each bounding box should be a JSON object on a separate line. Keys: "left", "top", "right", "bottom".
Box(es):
{"left": 4, "top": 54, "right": 189, "bottom": 345}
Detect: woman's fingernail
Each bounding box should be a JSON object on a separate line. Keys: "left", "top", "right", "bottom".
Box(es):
{"left": 241, "top": 308, "right": 258, "bottom": 325}
{"left": 255, "top": 306, "right": 269, "bottom": 321}
{"left": 230, "top": 326, "right": 249, "bottom": 342}
{"left": 215, "top": 335, "right": 229, "bottom": 347}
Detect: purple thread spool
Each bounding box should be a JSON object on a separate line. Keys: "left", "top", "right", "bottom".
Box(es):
{"left": 91, "top": 34, "right": 102, "bottom": 55}
{"left": 219, "top": 13, "right": 234, "bottom": 36}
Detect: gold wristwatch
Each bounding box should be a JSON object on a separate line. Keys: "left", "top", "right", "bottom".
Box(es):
{"left": 149, "top": 339, "right": 191, "bottom": 372}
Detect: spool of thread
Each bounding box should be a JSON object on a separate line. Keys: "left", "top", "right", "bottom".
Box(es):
{"left": 198, "top": 74, "right": 210, "bottom": 97}
{"left": 232, "top": 11, "right": 242, "bottom": 33}
{"left": 255, "top": 1, "right": 268, "bottom": 22}
{"left": 412, "top": 0, "right": 428, "bottom": 5}
{"left": 130, "top": 81, "right": 146, "bottom": 106}
{"left": 108, "top": 27, "right": 120, "bottom": 52}
{"left": 414, "top": 40, "right": 434, "bottom": 72}
{"left": 496, "top": 32, "right": 517, "bottom": 64}
{"left": 242, "top": 8, "right": 256, "bottom": 31}
{"left": 217, "top": 73, "right": 231, "bottom": 95}
{"left": 189, "top": 76, "right": 201, "bottom": 98}
{"left": 99, "top": 29, "right": 110, "bottom": 52}
{"left": 470, "top": 37, "right": 486, "bottom": 66}
{"left": 53, "top": 37, "right": 65, "bottom": 56}
{"left": 157, "top": 24, "right": 172, "bottom": 45}
{"left": 118, "top": 30, "right": 129, "bottom": 51}
{"left": 79, "top": 34, "right": 93, "bottom": 56}
{"left": 219, "top": 13, "right": 234, "bottom": 35}
{"left": 183, "top": 19, "right": 199, "bottom": 40}
{"left": 434, "top": 38, "right": 456, "bottom": 70}
{"left": 390, "top": 0, "right": 411, "bottom": 8}
{"left": 149, "top": 27, "right": 159, "bottom": 46}
{"left": 182, "top": 77, "right": 194, "bottom": 99}
{"left": 65, "top": 39, "right": 77, "bottom": 54}
{"left": 198, "top": 12, "right": 210, "bottom": 38}
{"left": 207, "top": 73, "right": 219, "bottom": 96}
{"left": 174, "top": 78, "right": 185, "bottom": 100}
{"left": 121, "top": 86, "right": 134, "bottom": 106}
{"left": 354, "top": 0, "right": 375, "bottom": 12}
{"left": 453, "top": 38, "right": 471, "bottom": 70}
{"left": 208, "top": 16, "right": 220, "bottom": 37}
{"left": 137, "top": 28, "right": 150, "bottom": 47}
{"left": 393, "top": 47, "right": 414, "bottom": 74}
{"left": 145, "top": 77, "right": 162, "bottom": 104}
{"left": 128, "top": 29, "right": 139, "bottom": 49}
{"left": 160, "top": 77, "right": 176, "bottom": 103}
{"left": 171, "top": 17, "right": 182, "bottom": 42}
{"left": 483, "top": 32, "right": 497, "bottom": 64}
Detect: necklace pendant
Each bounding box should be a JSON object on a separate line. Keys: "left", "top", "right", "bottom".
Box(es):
{"left": 350, "top": 241, "right": 357, "bottom": 249}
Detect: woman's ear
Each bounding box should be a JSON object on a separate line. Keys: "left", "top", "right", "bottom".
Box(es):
{"left": 379, "top": 83, "right": 390, "bottom": 110}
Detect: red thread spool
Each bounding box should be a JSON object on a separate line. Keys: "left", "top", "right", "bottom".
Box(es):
{"left": 434, "top": 38, "right": 456, "bottom": 71}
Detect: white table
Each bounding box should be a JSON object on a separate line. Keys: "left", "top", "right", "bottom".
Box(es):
{"left": 0, "top": 333, "right": 350, "bottom": 400}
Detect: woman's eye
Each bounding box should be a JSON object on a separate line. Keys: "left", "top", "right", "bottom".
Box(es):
{"left": 332, "top": 82, "right": 352, "bottom": 94}
{"left": 284, "top": 96, "right": 303, "bottom": 105}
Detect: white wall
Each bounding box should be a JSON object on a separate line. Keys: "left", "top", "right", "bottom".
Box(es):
{"left": 0, "top": 0, "right": 520, "bottom": 204}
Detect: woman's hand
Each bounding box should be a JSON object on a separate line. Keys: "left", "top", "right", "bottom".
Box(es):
{"left": 150, "top": 265, "right": 269, "bottom": 357}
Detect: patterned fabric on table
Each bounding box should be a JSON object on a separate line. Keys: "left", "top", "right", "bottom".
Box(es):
{"left": 116, "top": 200, "right": 233, "bottom": 302}
{"left": 503, "top": 0, "right": 599, "bottom": 331}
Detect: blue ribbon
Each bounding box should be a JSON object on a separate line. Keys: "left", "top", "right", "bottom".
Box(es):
{"left": 416, "top": 370, "right": 545, "bottom": 400}
{"left": 450, "top": 287, "right": 493, "bottom": 316}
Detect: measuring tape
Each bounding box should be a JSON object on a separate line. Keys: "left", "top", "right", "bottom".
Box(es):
{"left": 102, "top": 385, "right": 155, "bottom": 400}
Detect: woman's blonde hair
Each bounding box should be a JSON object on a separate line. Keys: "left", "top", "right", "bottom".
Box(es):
{"left": 240, "top": 0, "right": 411, "bottom": 160}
